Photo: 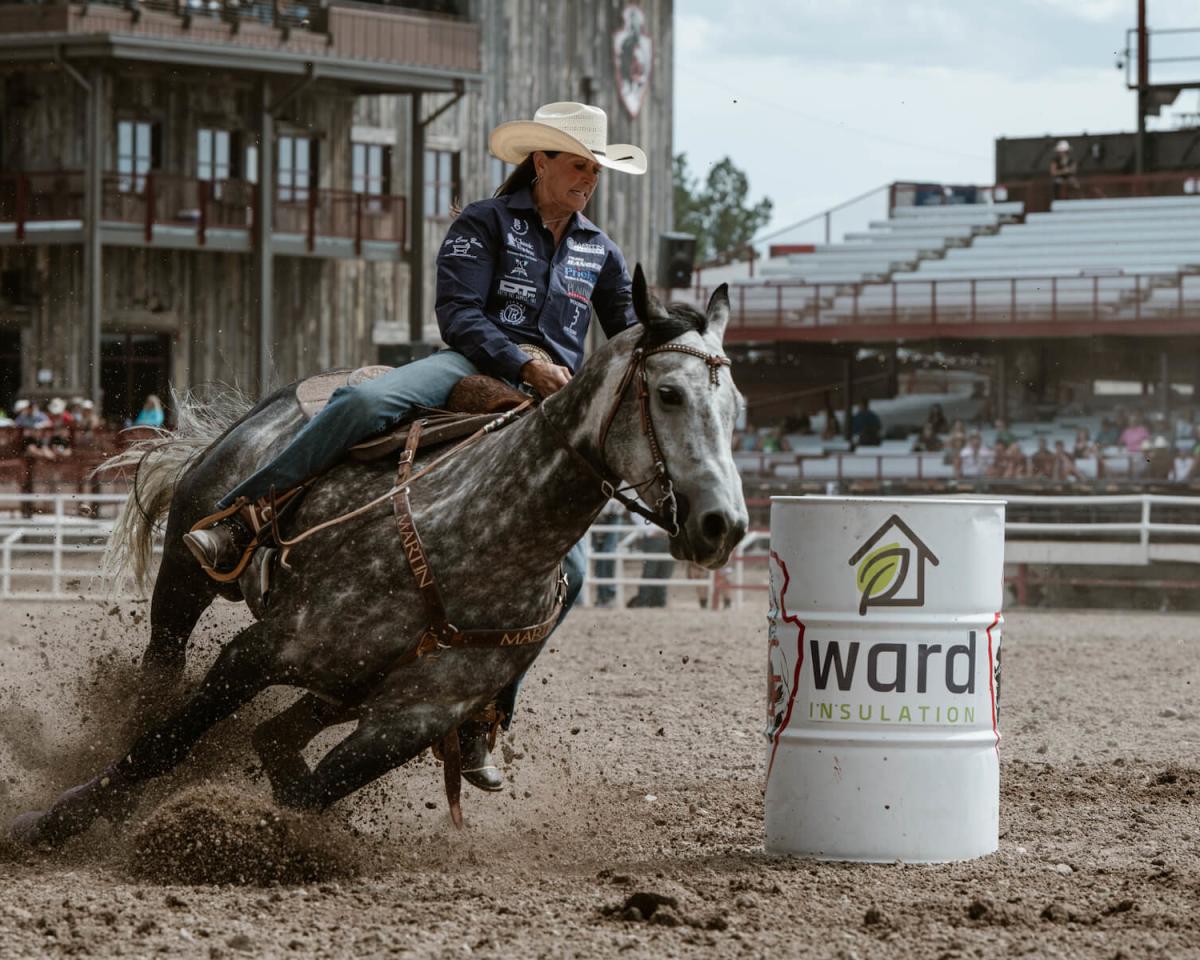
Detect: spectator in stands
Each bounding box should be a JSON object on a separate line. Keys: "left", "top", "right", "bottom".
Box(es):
{"left": 1175, "top": 409, "right": 1196, "bottom": 447}
{"left": 986, "top": 440, "right": 1008, "bottom": 478}
{"left": 915, "top": 422, "right": 943, "bottom": 452}
{"left": 13, "top": 400, "right": 50, "bottom": 430}
{"left": 851, "top": 398, "right": 882, "bottom": 447}
{"left": 1053, "top": 440, "right": 1084, "bottom": 481}
{"left": 925, "top": 404, "right": 949, "bottom": 435}
{"left": 1096, "top": 417, "right": 1121, "bottom": 448}
{"left": 993, "top": 418, "right": 1017, "bottom": 446}
{"left": 1072, "top": 427, "right": 1095, "bottom": 459}
{"left": 1120, "top": 413, "right": 1150, "bottom": 454}
{"left": 1030, "top": 438, "right": 1055, "bottom": 478}
{"left": 1050, "top": 140, "right": 1079, "bottom": 199}
{"left": 957, "top": 432, "right": 991, "bottom": 479}
{"left": 1003, "top": 442, "right": 1029, "bottom": 479}
{"left": 69, "top": 398, "right": 100, "bottom": 434}
{"left": 21, "top": 421, "right": 59, "bottom": 462}
{"left": 820, "top": 413, "right": 841, "bottom": 442}
{"left": 948, "top": 418, "right": 967, "bottom": 447}
{"left": 134, "top": 393, "right": 165, "bottom": 428}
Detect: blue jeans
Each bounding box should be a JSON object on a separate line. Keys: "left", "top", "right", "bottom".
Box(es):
{"left": 220, "top": 350, "right": 480, "bottom": 508}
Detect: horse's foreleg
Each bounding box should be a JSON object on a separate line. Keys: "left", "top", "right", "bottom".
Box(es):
{"left": 141, "top": 545, "right": 218, "bottom": 690}
{"left": 283, "top": 703, "right": 468, "bottom": 813}
{"left": 252, "top": 693, "right": 354, "bottom": 808}
{"left": 11, "top": 621, "right": 281, "bottom": 849}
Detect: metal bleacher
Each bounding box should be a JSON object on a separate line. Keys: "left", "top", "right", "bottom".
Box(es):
{"left": 819, "top": 194, "right": 1200, "bottom": 325}
{"left": 756, "top": 201, "right": 1024, "bottom": 285}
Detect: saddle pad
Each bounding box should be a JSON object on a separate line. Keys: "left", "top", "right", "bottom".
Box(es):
{"left": 296, "top": 365, "right": 393, "bottom": 421}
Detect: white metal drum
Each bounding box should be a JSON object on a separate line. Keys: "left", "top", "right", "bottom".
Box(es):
{"left": 765, "top": 496, "right": 1005, "bottom": 863}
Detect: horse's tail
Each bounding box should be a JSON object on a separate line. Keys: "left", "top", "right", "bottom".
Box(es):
{"left": 103, "top": 386, "right": 255, "bottom": 595}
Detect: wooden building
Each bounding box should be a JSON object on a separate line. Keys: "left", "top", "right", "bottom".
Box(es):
{"left": 0, "top": 0, "right": 674, "bottom": 421}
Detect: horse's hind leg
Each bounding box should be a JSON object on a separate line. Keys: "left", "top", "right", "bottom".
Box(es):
{"left": 11, "top": 621, "right": 282, "bottom": 848}
{"left": 252, "top": 693, "right": 353, "bottom": 807}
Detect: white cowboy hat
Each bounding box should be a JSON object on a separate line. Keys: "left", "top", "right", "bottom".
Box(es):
{"left": 48, "top": 397, "right": 66, "bottom": 415}
{"left": 1055, "top": 139, "right": 1071, "bottom": 152}
{"left": 12, "top": 399, "right": 29, "bottom": 412}
{"left": 490, "top": 102, "right": 647, "bottom": 175}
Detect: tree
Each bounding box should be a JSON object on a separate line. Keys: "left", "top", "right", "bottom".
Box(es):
{"left": 672, "top": 153, "right": 773, "bottom": 263}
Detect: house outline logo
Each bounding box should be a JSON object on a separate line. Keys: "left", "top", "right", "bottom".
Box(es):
{"left": 847, "top": 514, "right": 939, "bottom": 616}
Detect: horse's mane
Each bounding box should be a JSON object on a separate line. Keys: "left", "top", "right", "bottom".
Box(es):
{"left": 639, "top": 301, "right": 708, "bottom": 349}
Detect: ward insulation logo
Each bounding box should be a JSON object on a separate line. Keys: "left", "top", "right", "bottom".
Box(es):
{"left": 848, "top": 515, "right": 939, "bottom": 616}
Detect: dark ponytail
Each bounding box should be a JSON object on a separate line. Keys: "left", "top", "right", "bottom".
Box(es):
{"left": 494, "top": 151, "right": 558, "bottom": 198}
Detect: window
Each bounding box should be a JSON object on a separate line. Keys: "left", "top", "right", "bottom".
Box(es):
{"left": 352, "top": 142, "right": 390, "bottom": 197}
{"left": 424, "top": 148, "right": 459, "bottom": 217}
{"left": 244, "top": 142, "right": 259, "bottom": 184}
{"left": 278, "top": 135, "right": 316, "bottom": 203}
{"left": 116, "top": 120, "right": 159, "bottom": 193}
{"left": 197, "top": 128, "right": 231, "bottom": 198}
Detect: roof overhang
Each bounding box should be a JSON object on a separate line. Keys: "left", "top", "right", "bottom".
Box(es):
{"left": 0, "top": 31, "right": 481, "bottom": 94}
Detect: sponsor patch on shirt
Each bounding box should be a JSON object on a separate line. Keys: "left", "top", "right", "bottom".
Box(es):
{"left": 498, "top": 279, "right": 538, "bottom": 303}
{"left": 499, "top": 302, "right": 528, "bottom": 326}
{"left": 506, "top": 232, "right": 536, "bottom": 257}
{"left": 566, "top": 238, "right": 605, "bottom": 256}
{"left": 443, "top": 234, "right": 484, "bottom": 259}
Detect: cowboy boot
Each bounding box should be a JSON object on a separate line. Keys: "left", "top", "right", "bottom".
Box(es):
{"left": 183, "top": 515, "right": 253, "bottom": 574}
{"left": 458, "top": 718, "right": 504, "bottom": 792}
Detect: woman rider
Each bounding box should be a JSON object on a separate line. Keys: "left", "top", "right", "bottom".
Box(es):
{"left": 183, "top": 101, "right": 647, "bottom": 789}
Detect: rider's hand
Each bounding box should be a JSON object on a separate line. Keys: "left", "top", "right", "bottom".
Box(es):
{"left": 521, "top": 359, "right": 572, "bottom": 397}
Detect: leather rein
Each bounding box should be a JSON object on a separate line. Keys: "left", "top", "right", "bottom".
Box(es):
{"left": 540, "top": 340, "right": 731, "bottom": 538}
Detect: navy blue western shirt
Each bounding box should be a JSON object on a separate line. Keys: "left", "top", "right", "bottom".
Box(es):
{"left": 434, "top": 188, "right": 637, "bottom": 382}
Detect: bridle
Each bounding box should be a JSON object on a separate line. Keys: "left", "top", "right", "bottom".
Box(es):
{"left": 540, "top": 340, "right": 731, "bottom": 537}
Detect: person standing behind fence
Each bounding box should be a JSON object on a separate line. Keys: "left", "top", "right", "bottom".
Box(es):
{"left": 627, "top": 532, "right": 673, "bottom": 608}
{"left": 592, "top": 500, "right": 624, "bottom": 608}
{"left": 134, "top": 394, "right": 165, "bottom": 428}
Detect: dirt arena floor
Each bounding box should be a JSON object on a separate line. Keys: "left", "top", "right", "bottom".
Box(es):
{"left": 0, "top": 598, "right": 1198, "bottom": 959}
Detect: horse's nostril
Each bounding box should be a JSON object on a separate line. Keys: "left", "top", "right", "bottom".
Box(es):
{"left": 701, "top": 511, "right": 728, "bottom": 544}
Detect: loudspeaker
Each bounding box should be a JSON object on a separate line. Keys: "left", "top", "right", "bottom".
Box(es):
{"left": 658, "top": 232, "right": 696, "bottom": 289}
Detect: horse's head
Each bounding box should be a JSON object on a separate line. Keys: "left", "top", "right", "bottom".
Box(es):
{"left": 594, "top": 267, "right": 749, "bottom": 568}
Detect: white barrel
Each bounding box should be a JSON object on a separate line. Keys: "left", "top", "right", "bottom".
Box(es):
{"left": 765, "top": 495, "right": 1005, "bottom": 863}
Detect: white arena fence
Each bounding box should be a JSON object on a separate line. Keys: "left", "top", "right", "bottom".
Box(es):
{"left": 4, "top": 493, "right": 1200, "bottom": 604}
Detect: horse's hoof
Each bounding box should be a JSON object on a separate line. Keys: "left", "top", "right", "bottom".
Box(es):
{"left": 8, "top": 810, "right": 47, "bottom": 847}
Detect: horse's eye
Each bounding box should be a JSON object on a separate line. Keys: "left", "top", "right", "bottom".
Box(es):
{"left": 657, "top": 386, "right": 684, "bottom": 407}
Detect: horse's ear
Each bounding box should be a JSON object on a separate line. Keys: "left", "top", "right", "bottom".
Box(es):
{"left": 706, "top": 283, "right": 730, "bottom": 342}
{"left": 633, "top": 263, "right": 651, "bottom": 325}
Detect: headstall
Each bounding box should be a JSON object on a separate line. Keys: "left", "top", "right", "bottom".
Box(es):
{"left": 541, "top": 341, "right": 731, "bottom": 538}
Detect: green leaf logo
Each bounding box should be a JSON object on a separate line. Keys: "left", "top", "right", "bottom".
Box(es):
{"left": 856, "top": 543, "right": 905, "bottom": 599}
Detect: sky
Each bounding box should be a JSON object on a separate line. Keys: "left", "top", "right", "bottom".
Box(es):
{"left": 671, "top": 0, "right": 1200, "bottom": 246}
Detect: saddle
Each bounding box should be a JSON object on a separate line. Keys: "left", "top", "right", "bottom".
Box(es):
{"left": 295, "top": 364, "right": 530, "bottom": 462}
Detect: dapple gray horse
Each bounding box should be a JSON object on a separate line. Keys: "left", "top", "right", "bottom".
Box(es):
{"left": 10, "top": 271, "right": 747, "bottom": 847}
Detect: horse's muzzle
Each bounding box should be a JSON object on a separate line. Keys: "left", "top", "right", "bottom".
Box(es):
{"left": 671, "top": 494, "right": 747, "bottom": 568}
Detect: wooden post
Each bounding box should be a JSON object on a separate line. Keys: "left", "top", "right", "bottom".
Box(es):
{"left": 408, "top": 92, "right": 426, "bottom": 345}
{"left": 256, "top": 79, "right": 275, "bottom": 395}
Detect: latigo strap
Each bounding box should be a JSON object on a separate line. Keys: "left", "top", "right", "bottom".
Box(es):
{"left": 389, "top": 421, "right": 564, "bottom": 828}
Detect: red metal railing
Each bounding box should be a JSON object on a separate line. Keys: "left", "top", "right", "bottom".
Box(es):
{"left": 691, "top": 272, "right": 1200, "bottom": 342}
{"left": 0, "top": 171, "right": 406, "bottom": 252}
{"left": 273, "top": 188, "right": 407, "bottom": 253}
{"left": 0, "top": 171, "right": 85, "bottom": 239}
